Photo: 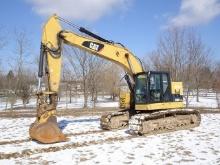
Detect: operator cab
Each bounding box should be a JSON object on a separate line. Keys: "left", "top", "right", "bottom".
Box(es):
{"left": 135, "top": 71, "right": 177, "bottom": 104}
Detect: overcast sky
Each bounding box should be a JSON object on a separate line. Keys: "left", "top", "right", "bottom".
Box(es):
{"left": 0, "top": 0, "right": 220, "bottom": 71}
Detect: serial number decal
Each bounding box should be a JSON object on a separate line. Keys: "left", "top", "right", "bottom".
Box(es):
{"left": 82, "top": 41, "right": 104, "bottom": 52}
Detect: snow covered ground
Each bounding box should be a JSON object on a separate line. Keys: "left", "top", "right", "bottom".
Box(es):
{"left": 185, "top": 91, "right": 219, "bottom": 108}
{"left": 0, "top": 114, "right": 220, "bottom": 164}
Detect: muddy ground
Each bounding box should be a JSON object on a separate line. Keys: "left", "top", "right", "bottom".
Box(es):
{"left": 0, "top": 107, "right": 220, "bottom": 118}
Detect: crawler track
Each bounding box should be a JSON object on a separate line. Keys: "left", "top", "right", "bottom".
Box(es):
{"left": 129, "top": 109, "right": 201, "bottom": 135}
{"left": 100, "top": 111, "right": 129, "bottom": 130}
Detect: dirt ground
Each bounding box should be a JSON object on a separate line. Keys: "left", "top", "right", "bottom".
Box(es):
{"left": 0, "top": 107, "right": 118, "bottom": 118}
{"left": 0, "top": 107, "right": 219, "bottom": 118}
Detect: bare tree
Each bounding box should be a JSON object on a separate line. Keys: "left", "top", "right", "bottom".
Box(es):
{"left": 13, "top": 29, "right": 34, "bottom": 107}
{"left": 101, "top": 63, "right": 122, "bottom": 101}
{"left": 64, "top": 46, "right": 97, "bottom": 108}
{"left": 146, "top": 28, "right": 212, "bottom": 106}
{"left": 62, "top": 66, "right": 77, "bottom": 104}
{"left": 0, "top": 26, "right": 7, "bottom": 90}
{"left": 87, "top": 56, "right": 107, "bottom": 107}
{"left": 0, "top": 26, "right": 7, "bottom": 50}
{"left": 64, "top": 45, "right": 122, "bottom": 108}
{"left": 142, "top": 51, "right": 163, "bottom": 71}
{"left": 185, "top": 31, "right": 211, "bottom": 102}
{"left": 5, "top": 70, "right": 17, "bottom": 110}
{"left": 213, "top": 62, "right": 220, "bottom": 91}
{"left": 67, "top": 48, "right": 89, "bottom": 108}
{"left": 153, "top": 28, "right": 186, "bottom": 81}
{"left": 14, "top": 29, "right": 30, "bottom": 73}
{"left": 213, "top": 62, "right": 220, "bottom": 108}
{"left": 16, "top": 70, "right": 34, "bottom": 107}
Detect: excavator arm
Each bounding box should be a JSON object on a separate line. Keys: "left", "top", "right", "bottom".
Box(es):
{"left": 29, "top": 15, "right": 143, "bottom": 143}
{"left": 40, "top": 15, "right": 143, "bottom": 92}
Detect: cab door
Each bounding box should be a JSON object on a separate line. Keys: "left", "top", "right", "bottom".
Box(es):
{"left": 149, "top": 72, "right": 172, "bottom": 103}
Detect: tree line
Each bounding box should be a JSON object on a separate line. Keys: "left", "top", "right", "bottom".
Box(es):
{"left": 61, "top": 46, "right": 122, "bottom": 108}
{"left": 0, "top": 29, "right": 36, "bottom": 109}
{"left": 143, "top": 28, "right": 220, "bottom": 107}
{"left": 0, "top": 28, "right": 122, "bottom": 109}
{"left": 0, "top": 27, "right": 219, "bottom": 110}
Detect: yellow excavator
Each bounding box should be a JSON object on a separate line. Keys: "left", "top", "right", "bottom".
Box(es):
{"left": 29, "top": 15, "right": 201, "bottom": 143}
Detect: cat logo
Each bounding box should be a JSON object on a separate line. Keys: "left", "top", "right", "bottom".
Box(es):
{"left": 82, "top": 41, "right": 104, "bottom": 52}
{"left": 89, "top": 42, "right": 99, "bottom": 51}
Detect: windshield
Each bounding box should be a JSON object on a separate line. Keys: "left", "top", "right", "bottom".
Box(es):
{"left": 135, "top": 74, "right": 148, "bottom": 104}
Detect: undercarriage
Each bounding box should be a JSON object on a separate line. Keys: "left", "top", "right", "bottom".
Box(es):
{"left": 100, "top": 109, "right": 201, "bottom": 135}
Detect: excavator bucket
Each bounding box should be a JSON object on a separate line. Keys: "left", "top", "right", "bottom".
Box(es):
{"left": 29, "top": 93, "right": 68, "bottom": 144}
{"left": 29, "top": 116, "right": 67, "bottom": 144}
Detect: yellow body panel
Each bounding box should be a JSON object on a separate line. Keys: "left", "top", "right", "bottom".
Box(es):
{"left": 119, "top": 92, "right": 130, "bottom": 109}
{"left": 171, "top": 82, "right": 183, "bottom": 95}
{"left": 135, "top": 102, "right": 184, "bottom": 111}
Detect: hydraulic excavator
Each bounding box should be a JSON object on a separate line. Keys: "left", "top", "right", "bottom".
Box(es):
{"left": 29, "top": 15, "right": 201, "bottom": 143}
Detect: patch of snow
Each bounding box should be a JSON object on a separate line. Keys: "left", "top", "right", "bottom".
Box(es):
{"left": 185, "top": 95, "right": 218, "bottom": 108}
{"left": 0, "top": 114, "right": 220, "bottom": 164}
